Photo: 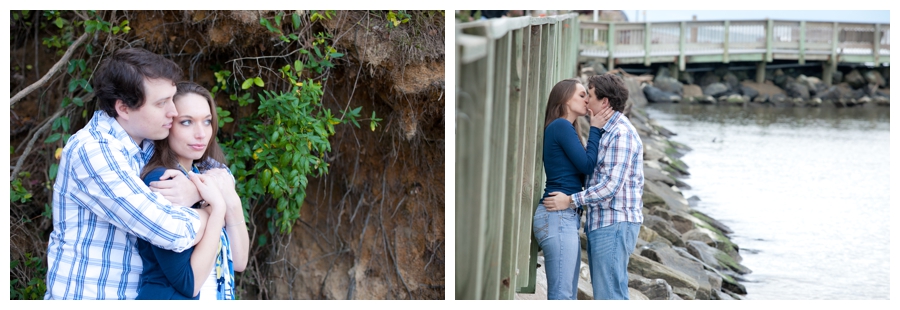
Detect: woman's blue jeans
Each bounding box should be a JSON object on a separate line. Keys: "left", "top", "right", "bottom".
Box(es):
{"left": 532, "top": 204, "right": 581, "bottom": 300}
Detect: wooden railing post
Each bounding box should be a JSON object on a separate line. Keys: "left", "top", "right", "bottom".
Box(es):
{"left": 723, "top": 20, "right": 730, "bottom": 63}
{"left": 679, "top": 21, "right": 686, "bottom": 71}
{"left": 874, "top": 23, "right": 881, "bottom": 66}
{"left": 644, "top": 22, "right": 651, "bottom": 66}
{"left": 607, "top": 22, "right": 616, "bottom": 70}
{"left": 799, "top": 21, "right": 806, "bottom": 65}
{"left": 766, "top": 19, "right": 774, "bottom": 62}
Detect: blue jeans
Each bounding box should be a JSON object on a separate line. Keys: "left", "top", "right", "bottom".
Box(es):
{"left": 532, "top": 204, "right": 581, "bottom": 300}
{"left": 586, "top": 221, "right": 640, "bottom": 300}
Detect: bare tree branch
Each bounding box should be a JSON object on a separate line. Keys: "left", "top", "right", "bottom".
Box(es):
{"left": 10, "top": 32, "right": 90, "bottom": 107}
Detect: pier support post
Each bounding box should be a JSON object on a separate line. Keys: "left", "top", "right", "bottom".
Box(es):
{"left": 823, "top": 60, "right": 836, "bottom": 87}
{"left": 756, "top": 61, "right": 766, "bottom": 84}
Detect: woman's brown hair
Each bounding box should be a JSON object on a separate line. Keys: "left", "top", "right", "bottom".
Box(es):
{"left": 140, "top": 81, "right": 226, "bottom": 179}
{"left": 543, "top": 78, "right": 583, "bottom": 136}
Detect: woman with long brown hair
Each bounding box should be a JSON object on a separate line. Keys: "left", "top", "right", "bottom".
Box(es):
{"left": 532, "top": 78, "right": 611, "bottom": 299}
{"left": 136, "top": 81, "right": 249, "bottom": 299}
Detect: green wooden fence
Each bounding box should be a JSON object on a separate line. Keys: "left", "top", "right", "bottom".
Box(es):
{"left": 455, "top": 13, "right": 579, "bottom": 300}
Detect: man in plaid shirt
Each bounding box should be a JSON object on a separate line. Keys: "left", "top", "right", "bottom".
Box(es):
{"left": 44, "top": 48, "right": 207, "bottom": 299}
{"left": 544, "top": 74, "right": 644, "bottom": 300}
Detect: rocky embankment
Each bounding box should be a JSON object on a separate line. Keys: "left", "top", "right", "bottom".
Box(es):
{"left": 518, "top": 75, "right": 751, "bottom": 300}
{"left": 589, "top": 62, "right": 889, "bottom": 108}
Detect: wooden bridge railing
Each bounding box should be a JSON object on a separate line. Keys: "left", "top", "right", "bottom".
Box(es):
{"left": 580, "top": 19, "right": 890, "bottom": 71}
{"left": 456, "top": 13, "right": 579, "bottom": 300}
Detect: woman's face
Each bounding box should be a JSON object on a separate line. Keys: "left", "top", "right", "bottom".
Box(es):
{"left": 169, "top": 93, "right": 212, "bottom": 164}
{"left": 565, "top": 83, "right": 588, "bottom": 118}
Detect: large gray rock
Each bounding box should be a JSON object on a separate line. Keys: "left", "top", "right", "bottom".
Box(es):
{"left": 670, "top": 213, "right": 697, "bottom": 234}
{"left": 832, "top": 70, "right": 843, "bottom": 84}
{"left": 785, "top": 81, "right": 810, "bottom": 100}
{"left": 690, "top": 210, "right": 734, "bottom": 235}
{"left": 644, "top": 85, "right": 681, "bottom": 103}
{"left": 624, "top": 77, "right": 648, "bottom": 109}
{"left": 685, "top": 240, "right": 751, "bottom": 275}
{"left": 638, "top": 224, "right": 673, "bottom": 246}
{"left": 699, "top": 71, "right": 720, "bottom": 88}
{"left": 679, "top": 71, "right": 695, "bottom": 85}
{"left": 864, "top": 70, "right": 886, "bottom": 87}
{"left": 629, "top": 288, "right": 649, "bottom": 300}
{"left": 644, "top": 180, "right": 690, "bottom": 213}
{"left": 722, "top": 72, "right": 740, "bottom": 91}
{"left": 628, "top": 273, "right": 675, "bottom": 300}
{"left": 654, "top": 76, "right": 684, "bottom": 96}
{"left": 845, "top": 69, "right": 866, "bottom": 88}
{"left": 644, "top": 166, "right": 675, "bottom": 186}
{"left": 740, "top": 85, "right": 759, "bottom": 100}
{"left": 642, "top": 215, "right": 684, "bottom": 247}
{"left": 628, "top": 253, "right": 700, "bottom": 299}
{"left": 640, "top": 242, "right": 712, "bottom": 299}
{"left": 703, "top": 82, "right": 729, "bottom": 97}
{"left": 706, "top": 270, "right": 723, "bottom": 293}
{"left": 682, "top": 229, "right": 716, "bottom": 247}
{"left": 772, "top": 69, "right": 787, "bottom": 88}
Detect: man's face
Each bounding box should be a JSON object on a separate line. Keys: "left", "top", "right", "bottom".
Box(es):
{"left": 587, "top": 86, "right": 609, "bottom": 113}
{"left": 119, "top": 78, "right": 178, "bottom": 143}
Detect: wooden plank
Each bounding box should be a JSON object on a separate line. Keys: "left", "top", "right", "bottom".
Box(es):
{"left": 766, "top": 19, "right": 774, "bottom": 62}
{"left": 679, "top": 21, "right": 686, "bottom": 71}
{"left": 519, "top": 24, "right": 544, "bottom": 295}
{"left": 493, "top": 32, "right": 514, "bottom": 300}
{"left": 799, "top": 21, "right": 806, "bottom": 64}
{"left": 723, "top": 21, "right": 730, "bottom": 63}
{"left": 644, "top": 22, "right": 652, "bottom": 66}
{"left": 874, "top": 23, "right": 881, "bottom": 66}
{"left": 607, "top": 22, "right": 616, "bottom": 70}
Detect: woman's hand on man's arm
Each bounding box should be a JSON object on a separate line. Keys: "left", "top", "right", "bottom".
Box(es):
{"left": 150, "top": 169, "right": 201, "bottom": 207}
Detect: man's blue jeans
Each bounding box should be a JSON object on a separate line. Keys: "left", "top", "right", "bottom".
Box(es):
{"left": 586, "top": 221, "right": 640, "bottom": 300}
{"left": 532, "top": 204, "right": 581, "bottom": 300}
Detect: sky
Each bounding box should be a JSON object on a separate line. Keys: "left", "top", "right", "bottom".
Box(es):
{"left": 622, "top": 10, "right": 890, "bottom": 24}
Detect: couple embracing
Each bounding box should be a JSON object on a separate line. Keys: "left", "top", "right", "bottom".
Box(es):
{"left": 534, "top": 74, "right": 644, "bottom": 300}
{"left": 44, "top": 48, "right": 249, "bottom": 300}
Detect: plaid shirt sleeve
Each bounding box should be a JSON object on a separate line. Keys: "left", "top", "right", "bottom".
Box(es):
{"left": 571, "top": 127, "right": 639, "bottom": 207}
{"left": 71, "top": 138, "right": 201, "bottom": 252}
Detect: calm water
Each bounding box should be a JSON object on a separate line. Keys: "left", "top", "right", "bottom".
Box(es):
{"left": 644, "top": 104, "right": 890, "bottom": 300}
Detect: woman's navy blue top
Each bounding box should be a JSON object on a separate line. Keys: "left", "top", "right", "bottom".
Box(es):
{"left": 541, "top": 118, "right": 603, "bottom": 199}
{"left": 135, "top": 166, "right": 199, "bottom": 300}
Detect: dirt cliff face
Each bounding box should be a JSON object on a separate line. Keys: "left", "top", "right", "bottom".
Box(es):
{"left": 265, "top": 11, "right": 445, "bottom": 299}
{"left": 9, "top": 10, "right": 444, "bottom": 300}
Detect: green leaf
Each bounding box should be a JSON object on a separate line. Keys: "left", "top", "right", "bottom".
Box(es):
{"left": 49, "top": 163, "right": 59, "bottom": 180}
{"left": 54, "top": 17, "right": 64, "bottom": 28}
{"left": 291, "top": 13, "right": 301, "bottom": 29}
{"left": 241, "top": 78, "right": 254, "bottom": 90}
{"left": 258, "top": 234, "right": 267, "bottom": 246}
{"left": 294, "top": 60, "right": 304, "bottom": 73}
{"left": 253, "top": 77, "right": 264, "bottom": 87}
{"left": 45, "top": 133, "right": 61, "bottom": 143}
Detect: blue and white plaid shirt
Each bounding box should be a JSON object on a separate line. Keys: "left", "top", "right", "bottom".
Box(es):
{"left": 44, "top": 111, "right": 201, "bottom": 300}
{"left": 572, "top": 111, "right": 644, "bottom": 232}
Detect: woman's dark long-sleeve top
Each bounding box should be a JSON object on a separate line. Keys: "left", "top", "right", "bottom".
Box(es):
{"left": 135, "top": 167, "right": 199, "bottom": 300}
{"left": 541, "top": 118, "right": 604, "bottom": 200}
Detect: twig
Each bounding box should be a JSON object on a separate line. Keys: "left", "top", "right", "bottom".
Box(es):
{"left": 10, "top": 32, "right": 90, "bottom": 107}
{"left": 11, "top": 104, "right": 77, "bottom": 179}
{"left": 381, "top": 208, "right": 412, "bottom": 299}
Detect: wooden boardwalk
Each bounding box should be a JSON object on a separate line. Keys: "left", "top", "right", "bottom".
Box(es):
{"left": 580, "top": 19, "right": 889, "bottom": 84}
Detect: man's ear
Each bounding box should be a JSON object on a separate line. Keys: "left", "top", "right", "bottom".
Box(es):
{"left": 115, "top": 100, "right": 130, "bottom": 121}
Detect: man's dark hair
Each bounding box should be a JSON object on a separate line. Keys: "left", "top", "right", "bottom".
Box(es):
{"left": 92, "top": 48, "right": 183, "bottom": 117}
{"left": 588, "top": 74, "right": 629, "bottom": 113}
